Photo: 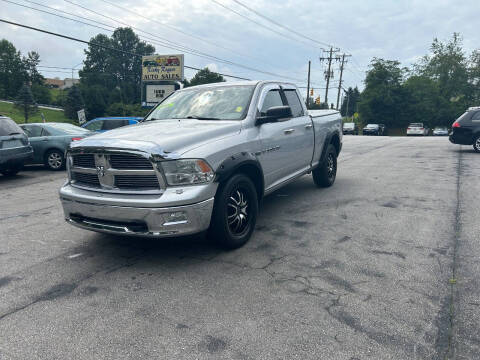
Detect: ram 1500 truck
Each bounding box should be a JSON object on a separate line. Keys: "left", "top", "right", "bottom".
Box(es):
{"left": 59, "top": 81, "right": 342, "bottom": 249}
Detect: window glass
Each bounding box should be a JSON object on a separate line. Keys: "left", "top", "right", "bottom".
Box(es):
{"left": 0, "top": 117, "right": 23, "bottom": 136}
{"left": 22, "top": 125, "right": 43, "bottom": 137}
{"left": 145, "top": 85, "right": 255, "bottom": 121}
{"left": 44, "top": 123, "right": 91, "bottom": 135}
{"left": 284, "top": 90, "right": 304, "bottom": 117}
{"left": 260, "top": 89, "right": 284, "bottom": 115}
{"left": 471, "top": 111, "right": 480, "bottom": 121}
{"left": 102, "top": 119, "right": 129, "bottom": 130}
{"left": 85, "top": 120, "right": 103, "bottom": 131}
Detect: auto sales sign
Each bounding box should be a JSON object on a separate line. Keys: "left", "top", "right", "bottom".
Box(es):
{"left": 141, "top": 54, "right": 184, "bottom": 81}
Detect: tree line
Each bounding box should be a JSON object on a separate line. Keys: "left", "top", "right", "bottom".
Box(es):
{"left": 344, "top": 33, "right": 480, "bottom": 129}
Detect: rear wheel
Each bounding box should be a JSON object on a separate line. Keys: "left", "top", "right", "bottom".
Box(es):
{"left": 312, "top": 144, "right": 337, "bottom": 188}
{"left": 474, "top": 135, "right": 480, "bottom": 153}
{"left": 45, "top": 150, "right": 64, "bottom": 170}
{"left": 209, "top": 174, "right": 258, "bottom": 249}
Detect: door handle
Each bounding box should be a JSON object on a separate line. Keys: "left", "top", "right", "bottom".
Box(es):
{"left": 305, "top": 124, "right": 313, "bottom": 129}
{"left": 284, "top": 129, "right": 295, "bottom": 134}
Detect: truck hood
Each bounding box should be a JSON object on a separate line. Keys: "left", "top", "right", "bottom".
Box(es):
{"left": 70, "top": 119, "right": 242, "bottom": 157}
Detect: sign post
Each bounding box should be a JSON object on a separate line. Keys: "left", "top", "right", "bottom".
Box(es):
{"left": 77, "top": 109, "right": 86, "bottom": 125}
{"left": 141, "top": 54, "right": 184, "bottom": 108}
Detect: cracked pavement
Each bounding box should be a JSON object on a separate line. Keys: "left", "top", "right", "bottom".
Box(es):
{"left": 0, "top": 137, "right": 478, "bottom": 359}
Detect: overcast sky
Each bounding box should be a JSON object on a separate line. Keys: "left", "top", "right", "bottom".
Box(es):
{"left": 1, "top": 0, "right": 478, "bottom": 100}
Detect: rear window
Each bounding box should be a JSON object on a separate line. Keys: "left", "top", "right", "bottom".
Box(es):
{"left": 283, "top": 90, "right": 304, "bottom": 117}
{"left": 471, "top": 111, "right": 480, "bottom": 121}
{"left": 456, "top": 112, "right": 472, "bottom": 124}
{"left": 0, "top": 117, "right": 23, "bottom": 136}
{"left": 102, "top": 119, "right": 129, "bottom": 130}
{"left": 343, "top": 123, "right": 355, "bottom": 128}
{"left": 365, "top": 124, "right": 379, "bottom": 128}
{"left": 409, "top": 123, "right": 423, "bottom": 127}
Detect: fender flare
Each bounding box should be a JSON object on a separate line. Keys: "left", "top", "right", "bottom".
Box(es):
{"left": 215, "top": 152, "right": 265, "bottom": 199}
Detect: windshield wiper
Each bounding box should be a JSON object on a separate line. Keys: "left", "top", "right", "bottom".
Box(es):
{"left": 186, "top": 115, "right": 220, "bottom": 120}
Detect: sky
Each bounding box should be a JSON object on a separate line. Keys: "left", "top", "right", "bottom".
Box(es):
{"left": 1, "top": 0, "right": 478, "bottom": 102}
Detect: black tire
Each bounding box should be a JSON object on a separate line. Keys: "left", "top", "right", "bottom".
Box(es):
{"left": 44, "top": 149, "right": 64, "bottom": 170}
{"left": 0, "top": 168, "right": 20, "bottom": 177}
{"left": 312, "top": 144, "right": 337, "bottom": 188}
{"left": 474, "top": 135, "right": 480, "bottom": 153}
{"left": 209, "top": 173, "right": 258, "bottom": 249}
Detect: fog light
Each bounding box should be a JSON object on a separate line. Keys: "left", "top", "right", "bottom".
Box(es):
{"left": 163, "top": 211, "right": 188, "bottom": 226}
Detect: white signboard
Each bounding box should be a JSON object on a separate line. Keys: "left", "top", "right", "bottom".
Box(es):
{"left": 77, "top": 109, "right": 86, "bottom": 125}
{"left": 145, "top": 84, "right": 175, "bottom": 107}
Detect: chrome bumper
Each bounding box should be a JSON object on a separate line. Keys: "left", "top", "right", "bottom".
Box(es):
{"left": 60, "top": 184, "right": 215, "bottom": 237}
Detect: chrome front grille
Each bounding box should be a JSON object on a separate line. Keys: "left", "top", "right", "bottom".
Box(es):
{"left": 72, "top": 172, "right": 100, "bottom": 187}
{"left": 110, "top": 154, "right": 153, "bottom": 169}
{"left": 70, "top": 152, "right": 164, "bottom": 193}
{"left": 115, "top": 175, "right": 159, "bottom": 189}
{"left": 73, "top": 154, "right": 95, "bottom": 168}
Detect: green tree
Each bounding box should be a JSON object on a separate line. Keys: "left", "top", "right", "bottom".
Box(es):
{"left": 31, "top": 83, "right": 52, "bottom": 104}
{"left": 358, "top": 58, "right": 408, "bottom": 127}
{"left": 14, "top": 84, "right": 38, "bottom": 123}
{"left": 80, "top": 28, "right": 155, "bottom": 116}
{"left": 341, "top": 87, "right": 360, "bottom": 117}
{"left": 0, "top": 39, "right": 27, "bottom": 98}
{"left": 82, "top": 85, "right": 108, "bottom": 119}
{"left": 187, "top": 68, "right": 225, "bottom": 87}
{"left": 23, "top": 51, "right": 44, "bottom": 85}
{"left": 64, "top": 85, "right": 84, "bottom": 120}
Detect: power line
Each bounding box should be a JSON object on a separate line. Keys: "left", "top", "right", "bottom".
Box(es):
{"left": 230, "top": 0, "right": 333, "bottom": 48}
{"left": 61, "top": 0, "right": 307, "bottom": 82}
{"left": 0, "top": 18, "right": 251, "bottom": 80}
{"left": 3, "top": 0, "right": 308, "bottom": 83}
{"left": 209, "top": 0, "right": 313, "bottom": 48}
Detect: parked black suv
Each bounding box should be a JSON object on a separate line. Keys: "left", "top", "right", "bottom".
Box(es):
{"left": 0, "top": 115, "right": 33, "bottom": 176}
{"left": 449, "top": 107, "right": 480, "bottom": 152}
{"left": 362, "top": 124, "right": 385, "bottom": 136}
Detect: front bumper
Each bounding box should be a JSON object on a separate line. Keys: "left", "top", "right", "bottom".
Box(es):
{"left": 59, "top": 183, "right": 216, "bottom": 237}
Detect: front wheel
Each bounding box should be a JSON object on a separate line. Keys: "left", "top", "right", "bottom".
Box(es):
{"left": 209, "top": 174, "right": 258, "bottom": 249}
{"left": 474, "top": 135, "right": 480, "bottom": 153}
{"left": 312, "top": 144, "right": 337, "bottom": 187}
{"left": 45, "top": 150, "right": 64, "bottom": 170}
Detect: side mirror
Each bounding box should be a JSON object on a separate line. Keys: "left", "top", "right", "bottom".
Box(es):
{"left": 256, "top": 106, "right": 292, "bottom": 125}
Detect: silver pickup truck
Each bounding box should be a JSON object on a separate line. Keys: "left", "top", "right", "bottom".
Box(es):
{"left": 59, "top": 81, "right": 342, "bottom": 248}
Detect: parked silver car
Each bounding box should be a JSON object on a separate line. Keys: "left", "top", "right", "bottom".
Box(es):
{"left": 60, "top": 81, "right": 342, "bottom": 248}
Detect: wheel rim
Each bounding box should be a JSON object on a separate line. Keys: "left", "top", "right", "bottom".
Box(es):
{"left": 227, "top": 188, "right": 250, "bottom": 236}
{"left": 48, "top": 152, "right": 63, "bottom": 169}
{"left": 327, "top": 153, "right": 336, "bottom": 180}
{"left": 475, "top": 138, "right": 480, "bottom": 150}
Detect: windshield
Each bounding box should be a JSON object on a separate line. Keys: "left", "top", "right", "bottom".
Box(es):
{"left": 409, "top": 123, "right": 423, "bottom": 127}
{"left": 343, "top": 123, "right": 354, "bottom": 128}
{"left": 145, "top": 85, "right": 255, "bottom": 121}
{"left": 44, "top": 123, "right": 92, "bottom": 135}
{"left": 0, "top": 117, "right": 24, "bottom": 136}
{"left": 365, "top": 124, "right": 379, "bottom": 128}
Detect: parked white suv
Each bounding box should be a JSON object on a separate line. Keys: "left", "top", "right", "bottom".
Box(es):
{"left": 406, "top": 123, "right": 429, "bottom": 136}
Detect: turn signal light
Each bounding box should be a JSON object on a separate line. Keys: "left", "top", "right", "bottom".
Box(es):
{"left": 452, "top": 122, "right": 461, "bottom": 128}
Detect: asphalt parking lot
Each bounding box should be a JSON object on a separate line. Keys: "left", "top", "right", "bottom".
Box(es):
{"left": 0, "top": 136, "right": 478, "bottom": 359}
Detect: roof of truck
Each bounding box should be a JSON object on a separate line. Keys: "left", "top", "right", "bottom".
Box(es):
{"left": 182, "top": 80, "right": 297, "bottom": 89}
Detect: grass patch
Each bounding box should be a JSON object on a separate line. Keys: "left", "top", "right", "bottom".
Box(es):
{"left": 0, "top": 101, "right": 72, "bottom": 124}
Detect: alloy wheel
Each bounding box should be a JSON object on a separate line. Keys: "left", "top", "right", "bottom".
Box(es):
{"left": 227, "top": 188, "right": 250, "bottom": 235}
{"left": 48, "top": 152, "right": 63, "bottom": 169}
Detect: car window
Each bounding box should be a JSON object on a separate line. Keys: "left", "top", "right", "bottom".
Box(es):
{"left": 283, "top": 89, "right": 304, "bottom": 117}
{"left": 22, "top": 125, "right": 43, "bottom": 137}
{"left": 102, "top": 119, "right": 129, "bottom": 130}
{"left": 0, "top": 117, "right": 23, "bottom": 136}
{"left": 85, "top": 120, "right": 103, "bottom": 131}
{"left": 260, "top": 89, "right": 284, "bottom": 116}
{"left": 471, "top": 111, "right": 480, "bottom": 121}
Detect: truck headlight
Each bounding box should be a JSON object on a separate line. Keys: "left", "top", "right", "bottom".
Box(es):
{"left": 159, "top": 159, "right": 214, "bottom": 186}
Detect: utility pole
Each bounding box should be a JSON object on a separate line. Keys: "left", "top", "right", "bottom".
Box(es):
{"left": 336, "top": 53, "right": 351, "bottom": 110}
{"left": 320, "top": 47, "right": 339, "bottom": 106}
{"left": 306, "top": 60, "right": 311, "bottom": 108}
